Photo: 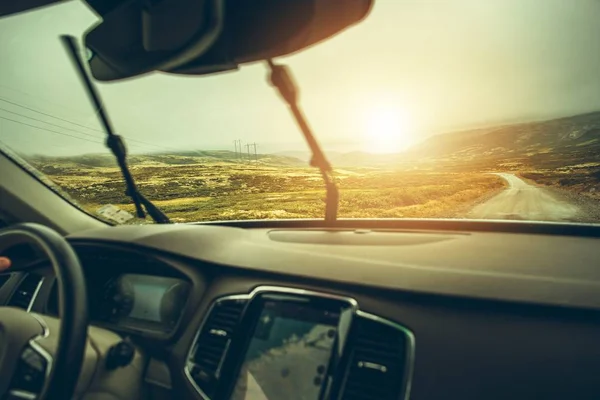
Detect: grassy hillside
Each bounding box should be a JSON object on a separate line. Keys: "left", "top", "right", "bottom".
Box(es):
{"left": 16, "top": 111, "right": 600, "bottom": 224}
{"left": 409, "top": 111, "right": 600, "bottom": 170}
{"left": 404, "top": 111, "right": 600, "bottom": 199}
{"left": 29, "top": 150, "right": 305, "bottom": 170}
{"left": 25, "top": 156, "right": 505, "bottom": 223}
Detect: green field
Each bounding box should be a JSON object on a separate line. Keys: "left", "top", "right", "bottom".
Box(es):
{"left": 29, "top": 157, "right": 506, "bottom": 223}
{"left": 10, "top": 109, "right": 600, "bottom": 224}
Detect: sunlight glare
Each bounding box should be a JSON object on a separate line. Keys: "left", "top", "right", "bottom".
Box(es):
{"left": 363, "top": 106, "right": 413, "bottom": 153}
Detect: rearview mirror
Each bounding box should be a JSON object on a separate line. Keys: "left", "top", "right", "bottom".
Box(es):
{"left": 84, "top": 0, "right": 373, "bottom": 81}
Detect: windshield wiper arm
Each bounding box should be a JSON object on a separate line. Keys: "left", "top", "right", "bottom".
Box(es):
{"left": 266, "top": 59, "right": 339, "bottom": 223}
{"left": 61, "top": 35, "right": 170, "bottom": 224}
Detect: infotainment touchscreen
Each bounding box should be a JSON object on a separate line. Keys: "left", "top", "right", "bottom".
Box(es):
{"left": 230, "top": 299, "right": 343, "bottom": 400}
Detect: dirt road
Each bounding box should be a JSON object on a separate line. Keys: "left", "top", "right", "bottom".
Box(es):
{"left": 469, "top": 173, "right": 581, "bottom": 221}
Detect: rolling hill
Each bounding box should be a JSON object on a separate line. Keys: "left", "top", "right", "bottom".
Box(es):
{"left": 407, "top": 111, "right": 600, "bottom": 169}
{"left": 22, "top": 110, "right": 600, "bottom": 173}
{"left": 274, "top": 150, "right": 403, "bottom": 167}
{"left": 276, "top": 111, "right": 600, "bottom": 169}
{"left": 26, "top": 150, "right": 306, "bottom": 170}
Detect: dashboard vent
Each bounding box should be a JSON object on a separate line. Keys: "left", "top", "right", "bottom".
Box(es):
{"left": 341, "top": 314, "right": 413, "bottom": 400}
{"left": 8, "top": 274, "right": 43, "bottom": 310}
{"left": 187, "top": 297, "right": 247, "bottom": 398}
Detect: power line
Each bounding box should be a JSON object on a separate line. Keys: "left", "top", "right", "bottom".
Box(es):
{"left": 0, "top": 97, "right": 186, "bottom": 153}
{"left": 0, "top": 96, "right": 103, "bottom": 132}
{"left": 0, "top": 111, "right": 157, "bottom": 152}
{"left": 0, "top": 83, "right": 87, "bottom": 117}
{"left": 0, "top": 115, "right": 104, "bottom": 145}
{"left": 0, "top": 107, "right": 102, "bottom": 139}
{"left": 0, "top": 137, "right": 75, "bottom": 151}
{"left": 0, "top": 115, "right": 162, "bottom": 154}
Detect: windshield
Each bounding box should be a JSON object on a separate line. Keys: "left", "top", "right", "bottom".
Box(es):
{"left": 1, "top": 1, "right": 599, "bottom": 224}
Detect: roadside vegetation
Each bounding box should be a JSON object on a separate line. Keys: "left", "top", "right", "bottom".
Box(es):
{"left": 521, "top": 165, "right": 600, "bottom": 201}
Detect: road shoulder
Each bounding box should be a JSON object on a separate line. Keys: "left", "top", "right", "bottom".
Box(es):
{"left": 517, "top": 172, "right": 600, "bottom": 223}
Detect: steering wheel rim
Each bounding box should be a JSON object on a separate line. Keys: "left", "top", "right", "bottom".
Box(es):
{"left": 0, "top": 223, "right": 88, "bottom": 399}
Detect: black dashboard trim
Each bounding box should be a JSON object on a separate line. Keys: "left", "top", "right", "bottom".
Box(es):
{"left": 194, "top": 218, "right": 600, "bottom": 238}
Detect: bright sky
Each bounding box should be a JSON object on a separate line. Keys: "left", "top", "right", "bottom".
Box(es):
{"left": 1, "top": 0, "right": 600, "bottom": 156}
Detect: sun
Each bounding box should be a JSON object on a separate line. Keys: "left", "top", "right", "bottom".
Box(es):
{"left": 363, "top": 106, "right": 413, "bottom": 153}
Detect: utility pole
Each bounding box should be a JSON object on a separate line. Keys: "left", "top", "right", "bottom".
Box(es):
{"left": 245, "top": 143, "right": 251, "bottom": 161}
{"left": 233, "top": 139, "right": 243, "bottom": 161}
{"left": 252, "top": 142, "right": 258, "bottom": 162}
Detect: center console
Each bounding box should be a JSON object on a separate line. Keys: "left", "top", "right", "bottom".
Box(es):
{"left": 185, "top": 287, "right": 414, "bottom": 400}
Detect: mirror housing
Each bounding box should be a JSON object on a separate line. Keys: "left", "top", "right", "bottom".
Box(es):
{"left": 85, "top": 0, "right": 226, "bottom": 81}
{"left": 0, "top": 0, "right": 61, "bottom": 17}
{"left": 84, "top": 0, "right": 373, "bottom": 81}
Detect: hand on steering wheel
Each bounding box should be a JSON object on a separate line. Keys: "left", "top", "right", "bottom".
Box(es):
{"left": 0, "top": 256, "right": 10, "bottom": 271}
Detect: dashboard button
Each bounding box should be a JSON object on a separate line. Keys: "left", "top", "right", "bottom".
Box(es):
{"left": 105, "top": 340, "right": 136, "bottom": 370}
{"left": 9, "top": 346, "right": 47, "bottom": 394}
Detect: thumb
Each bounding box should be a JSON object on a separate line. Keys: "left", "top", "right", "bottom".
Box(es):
{"left": 0, "top": 257, "right": 11, "bottom": 271}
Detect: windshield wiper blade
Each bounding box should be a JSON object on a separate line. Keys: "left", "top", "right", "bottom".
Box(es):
{"left": 61, "top": 35, "right": 170, "bottom": 224}
{"left": 266, "top": 59, "right": 339, "bottom": 223}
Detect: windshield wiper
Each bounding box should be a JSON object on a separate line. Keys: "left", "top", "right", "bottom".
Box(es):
{"left": 61, "top": 35, "right": 170, "bottom": 224}
{"left": 266, "top": 59, "right": 339, "bottom": 223}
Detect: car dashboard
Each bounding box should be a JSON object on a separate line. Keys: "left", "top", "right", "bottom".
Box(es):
{"left": 1, "top": 221, "right": 600, "bottom": 400}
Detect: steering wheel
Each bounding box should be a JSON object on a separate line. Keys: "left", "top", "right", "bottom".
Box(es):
{"left": 0, "top": 223, "right": 88, "bottom": 399}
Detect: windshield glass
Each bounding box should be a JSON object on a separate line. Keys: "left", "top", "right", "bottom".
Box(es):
{"left": 1, "top": 1, "right": 599, "bottom": 224}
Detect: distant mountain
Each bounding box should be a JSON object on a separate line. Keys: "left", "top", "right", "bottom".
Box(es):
{"left": 274, "top": 151, "right": 311, "bottom": 162}
{"left": 327, "top": 151, "right": 403, "bottom": 167}
{"left": 30, "top": 110, "right": 600, "bottom": 174}
{"left": 407, "top": 111, "right": 600, "bottom": 169}
{"left": 27, "top": 150, "right": 306, "bottom": 169}
{"left": 274, "top": 150, "right": 404, "bottom": 167}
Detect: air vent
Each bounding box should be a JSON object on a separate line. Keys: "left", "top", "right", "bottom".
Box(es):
{"left": 341, "top": 313, "right": 414, "bottom": 400}
{"left": 8, "top": 274, "right": 43, "bottom": 310}
{"left": 186, "top": 297, "right": 247, "bottom": 398}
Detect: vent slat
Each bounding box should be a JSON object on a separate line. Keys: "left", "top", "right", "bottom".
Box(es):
{"left": 341, "top": 316, "right": 411, "bottom": 400}
{"left": 8, "top": 274, "right": 42, "bottom": 310}
{"left": 187, "top": 298, "right": 246, "bottom": 398}
{"left": 195, "top": 345, "right": 227, "bottom": 361}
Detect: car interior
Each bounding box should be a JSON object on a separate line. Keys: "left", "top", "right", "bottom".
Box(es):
{"left": 1, "top": 1, "right": 600, "bottom": 400}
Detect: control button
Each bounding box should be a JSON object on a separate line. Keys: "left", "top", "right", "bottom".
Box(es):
{"left": 9, "top": 346, "right": 48, "bottom": 394}
{"left": 105, "top": 340, "right": 135, "bottom": 370}
{"left": 21, "top": 348, "right": 45, "bottom": 372}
